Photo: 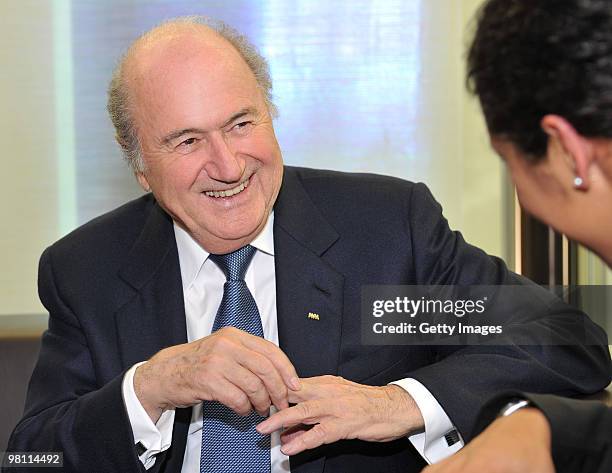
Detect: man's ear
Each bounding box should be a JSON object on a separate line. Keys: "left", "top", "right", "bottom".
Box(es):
{"left": 136, "top": 172, "right": 151, "bottom": 192}
{"left": 541, "top": 114, "right": 593, "bottom": 189}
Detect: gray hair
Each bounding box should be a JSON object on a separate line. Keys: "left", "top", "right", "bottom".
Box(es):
{"left": 107, "top": 16, "right": 278, "bottom": 173}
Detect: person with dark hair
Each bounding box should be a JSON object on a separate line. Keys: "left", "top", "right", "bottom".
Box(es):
{"left": 424, "top": 1, "right": 612, "bottom": 472}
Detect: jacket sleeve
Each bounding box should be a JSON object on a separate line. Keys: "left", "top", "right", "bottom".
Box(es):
{"left": 403, "top": 183, "right": 612, "bottom": 440}
{"left": 474, "top": 391, "right": 612, "bottom": 473}
{"left": 5, "top": 248, "right": 146, "bottom": 473}
{"left": 528, "top": 393, "right": 612, "bottom": 473}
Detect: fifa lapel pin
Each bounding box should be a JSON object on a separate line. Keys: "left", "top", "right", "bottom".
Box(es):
{"left": 307, "top": 312, "right": 320, "bottom": 321}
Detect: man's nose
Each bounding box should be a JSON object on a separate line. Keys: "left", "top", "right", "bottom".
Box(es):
{"left": 204, "top": 132, "right": 244, "bottom": 183}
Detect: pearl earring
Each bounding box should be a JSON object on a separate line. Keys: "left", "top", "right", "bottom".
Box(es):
{"left": 574, "top": 176, "right": 583, "bottom": 188}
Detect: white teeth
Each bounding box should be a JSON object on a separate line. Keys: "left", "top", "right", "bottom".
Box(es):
{"left": 204, "top": 178, "right": 249, "bottom": 198}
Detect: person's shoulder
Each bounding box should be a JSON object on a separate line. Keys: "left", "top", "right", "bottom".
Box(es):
{"left": 285, "top": 165, "right": 421, "bottom": 202}
{"left": 282, "top": 166, "right": 435, "bottom": 235}
{"left": 286, "top": 165, "right": 415, "bottom": 188}
{"left": 45, "top": 193, "right": 157, "bottom": 263}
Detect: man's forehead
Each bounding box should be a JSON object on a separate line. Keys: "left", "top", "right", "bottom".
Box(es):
{"left": 121, "top": 22, "right": 265, "bottom": 139}
{"left": 124, "top": 25, "right": 258, "bottom": 110}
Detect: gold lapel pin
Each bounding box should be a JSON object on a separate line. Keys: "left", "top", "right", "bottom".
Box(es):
{"left": 307, "top": 312, "right": 320, "bottom": 321}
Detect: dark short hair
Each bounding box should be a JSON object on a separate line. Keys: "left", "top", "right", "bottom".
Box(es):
{"left": 467, "top": 0, "right": 612, "bottom": 161}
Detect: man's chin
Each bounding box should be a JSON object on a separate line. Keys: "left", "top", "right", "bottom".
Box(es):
{"left": 205, "top": 223, "right": 267, "bottom": 253}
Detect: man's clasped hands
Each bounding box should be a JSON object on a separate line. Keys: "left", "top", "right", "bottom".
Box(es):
{"left": 133, "top": 326, "right": 424, "bottom": 456}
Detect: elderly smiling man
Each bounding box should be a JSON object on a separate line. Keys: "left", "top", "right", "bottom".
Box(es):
{"left": 7, "top": 16, "right": 611, "bottom": 473}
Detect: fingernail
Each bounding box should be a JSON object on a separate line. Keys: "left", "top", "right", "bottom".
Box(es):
{"left": 257, "top": 422, "right": 269, "bottom": 434}
{"left": 290, "top": 377, "right": 301, "bottom": 390}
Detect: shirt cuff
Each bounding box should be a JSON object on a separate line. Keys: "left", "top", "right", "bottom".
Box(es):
{"left": 390, "top": 378, "right": 464, "bottom": 464}
{"left": 122, "top": 362, "right": 175, "bottom": 469}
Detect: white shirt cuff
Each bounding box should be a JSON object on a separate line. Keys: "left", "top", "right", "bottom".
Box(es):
{"left": 390, "top": 378, "right": 464, "bottom": 464}
{"left": 122, "top": 362, "right": 175, "bottom": 469}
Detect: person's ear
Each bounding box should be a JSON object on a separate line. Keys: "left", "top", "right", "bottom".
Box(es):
{"left": 541, "top": 114, "right": 593, "bottom": 190}
{"left": 136, "top": 172, "right": 151, "bottom": 192}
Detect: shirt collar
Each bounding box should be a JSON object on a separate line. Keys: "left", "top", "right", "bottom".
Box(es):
{"left": 173, "top": 212, "right": 275, "bottom": 291}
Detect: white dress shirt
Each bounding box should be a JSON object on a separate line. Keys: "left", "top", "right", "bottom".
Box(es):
{"left": 121, "top": 212, "right": 463, "bottom": 471}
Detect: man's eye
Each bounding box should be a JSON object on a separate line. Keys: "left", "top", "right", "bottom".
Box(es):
{"left": 180, "top": 137, "right": 198, "bottom": 147}
{"left": 233, "top": 121, "right": 253, "bottom": 131}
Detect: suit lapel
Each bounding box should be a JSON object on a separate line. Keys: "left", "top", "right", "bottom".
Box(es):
{"left": 274, "top": 168, "right": 344, "bottom": 379}
{"left": 115, "top": 202, "right": 188, "bottom": 365}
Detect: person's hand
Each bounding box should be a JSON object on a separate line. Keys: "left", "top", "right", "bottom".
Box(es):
{"left": 256, "top": 375, "right": 424, "bottom": 455}
{"left": 423, "top": 408, "right": 554, "bottom": 473}
{"left": 133, "top": 327, "right": 301, "bottom": 422}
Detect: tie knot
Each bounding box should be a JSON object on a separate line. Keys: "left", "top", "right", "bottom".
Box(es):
{"left": 209, "top": 245, "right": 257, "bottom": 281}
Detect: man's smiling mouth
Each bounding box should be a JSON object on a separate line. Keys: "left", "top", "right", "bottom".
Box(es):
{"left": 204, "top": 177, "right": 250, "bottom": 198}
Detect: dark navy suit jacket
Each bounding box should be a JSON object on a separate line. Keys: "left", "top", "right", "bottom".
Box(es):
{"left": 7, "top": 167, "right": 611, "bottom": 472}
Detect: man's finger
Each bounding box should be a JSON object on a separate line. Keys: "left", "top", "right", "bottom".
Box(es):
{"left": 236, "top": 349, "right": 290, "bottom": 410}
{"left": 286, "top": 381, "right": 321, "bottom": 404}
{"left": 279, "top": 423, "right": 312, "bottom": 445}
{"left": 257, "top": 401, "right": 323, "bottom": 434}
{"left": 239, "top": 333, "right": 301, "bottom": 390}
{"left": 207, "top": 378, "right": 254, "bottom": 416}
{"left": 286, "top": 375, "right": 357, "bottom": 404}
{"left": 281, "top": 421, "right": 340, "bottom": 456}
{"left": 224, "top": 363, "right": 272, "bottom": 416}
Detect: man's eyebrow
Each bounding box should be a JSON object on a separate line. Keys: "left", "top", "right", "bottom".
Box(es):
{"left": 159, "top": 108, "right": 259, "bottom": 146}
{"left": 160, "top": 128, "right": 206, "bottom": 146}
{"left": 220, "top": 107, "right": 258, "bottom": 128}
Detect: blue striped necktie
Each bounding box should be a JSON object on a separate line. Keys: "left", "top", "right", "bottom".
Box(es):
{"left": 200, "top": 245, "right": 271, "bottom": 473}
